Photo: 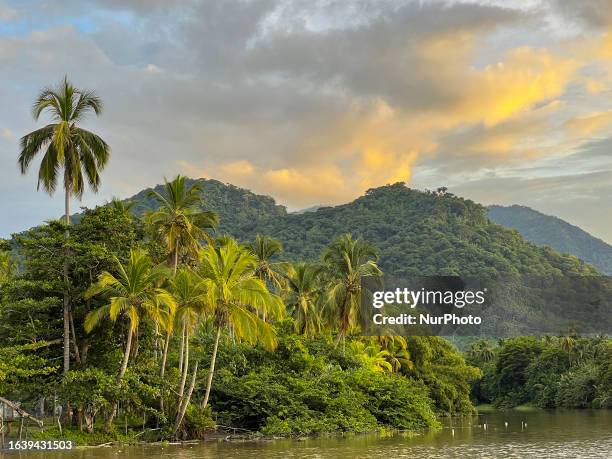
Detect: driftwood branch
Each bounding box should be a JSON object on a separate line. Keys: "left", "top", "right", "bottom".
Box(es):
{"left": 0, "top": 396, "right": 43, "bottom": 427}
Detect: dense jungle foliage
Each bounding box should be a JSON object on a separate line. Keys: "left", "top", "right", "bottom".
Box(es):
{"left": 1, "top": 178, "right": 609, "bottom": 444}
{"left": 468, "top": 336, "right": 612, "bottom": 409}
{"left": 0, "top": 178, "right": 483, "bottom": 442}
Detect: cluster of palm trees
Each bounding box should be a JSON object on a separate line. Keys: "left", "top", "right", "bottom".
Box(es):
{"left": 16, "top": 78, "right": 414, "bottom": 436}
{"left": 80, "top": 174, "right": 393, "bottom": 434}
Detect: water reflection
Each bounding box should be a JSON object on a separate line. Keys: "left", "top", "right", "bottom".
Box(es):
{"left": 4, "top": 410, "right": 611, "bottom": 458}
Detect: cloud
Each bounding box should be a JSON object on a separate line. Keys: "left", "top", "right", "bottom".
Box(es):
{"left": 563, "top": 111, "right": 612, "bottom": 137}
{"left": 178, "top": 160, "right": 351, "bottom": 208}
{"left": 552, "top": 0, "right": 612, "bottom": 29}
{"left": 1, "top": 128, "right": 13, "bottom": 140}
{"left": 2, "top": 0, "right": 612, "bottom": 242}
{"left": 0, "top": 1, "right": 18, "bottom": 21}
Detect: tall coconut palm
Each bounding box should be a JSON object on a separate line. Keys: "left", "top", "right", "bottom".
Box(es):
{"left": 197, "top": 238, "right": 284, "bottom": 409}
{"left": 18, "top": 76, "right": 110, "bottom": 376}
{"left": 283, "top": 262, "right": 324, "bottom": 337}
{"left": 168, "top": 267, "right": 210, "bottom": 434}
{"left": 84, "top": 248, "right": 174, "bottom": 430}
{"left": 323, "top": 234, "right": 382, "bottom": 347}
{"left": 146, "top": 175, "right": 218, "bottom": 274}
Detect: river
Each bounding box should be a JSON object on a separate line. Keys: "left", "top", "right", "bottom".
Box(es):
{"left": 2, "top": 410, "right": 611, "bottom": 458}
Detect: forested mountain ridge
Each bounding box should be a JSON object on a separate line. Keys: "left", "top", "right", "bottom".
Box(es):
{"left": 488, "top": 205, "right": 612, "bottom": 275}
{"left": 127, "top": 177, "right": 287, "bottom": 236}
{"left": 123, "top": 179, "right": 598, "bottom": 277}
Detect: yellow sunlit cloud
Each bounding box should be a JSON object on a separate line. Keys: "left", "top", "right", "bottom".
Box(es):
{"left": 563, "top": 111, "right": 612, "bottom": 137}
{"left": 183, "top": 21, "right": 612, "bottom": 209}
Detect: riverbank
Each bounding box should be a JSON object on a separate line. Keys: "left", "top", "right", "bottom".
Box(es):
{"left": 476, "top": 403, "right": 541, "bottom": 413}
{"left": 1, "top": 419, "right": 423, "bottom": 447}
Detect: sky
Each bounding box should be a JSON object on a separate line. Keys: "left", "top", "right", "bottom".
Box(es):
{"left": 1, "top": 0, "right": 612, "bottom": 243}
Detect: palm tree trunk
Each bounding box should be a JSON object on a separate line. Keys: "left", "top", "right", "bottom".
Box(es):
{"left": 178, "top": 332, "right": 189, "bottom": 400}
{"left": 333, "top": 330, "right": 343, "bottom": 347}
{"left": 333, "top": 295, "right": 350, "bottom": 348}
{"left": 154, "top": 322, "right": 159, "bottom": 362}
{"left": 118, "top": 326, "right": 134, "bottom": 382}
{"left": 69, "top": 310, "right": 81, "bottom": 363}
{"left": 133, "top": 327, "right": 139, "bottom": 359}
{"left": 160, "top": 331, "right": 171, "bottom": 378}
{"left": 202, "top": 326, "right": 221, "bottom": 409}
{"left": 173, "top": 360, "right": 198, "bottom": 438}
{"left": 61, "top": 182, "right": 71, "bottom": 424}
{"left": 178, "top": 323, "right": 186, "bottom": 375}
{"left": 173, "top": 244, "right": 179, "bottom": 275}
{"left": 159, "top": 330, "right": 171, "bottom": 414}
{"left": 105, "top": 324, "right": 133, "bottom": 431}
{"left": 63, "top": 184, "right": 71, "bottom": 376}
{"left": 334, "top": 322, "right": 349, "bottom": 349}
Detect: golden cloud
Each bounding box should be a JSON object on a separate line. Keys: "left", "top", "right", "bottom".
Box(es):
{"left": 563, "top": 111, "right": 612, "bottom": 137}
{"left": 181, "top": 24, "right": 612, "bottom": 208}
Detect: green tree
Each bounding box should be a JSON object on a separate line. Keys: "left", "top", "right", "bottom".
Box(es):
{"left": 348, "top": 340, "right": 393, "bottom": 373}
{"left": 283, "top": 262, "right": 324, "bottom": 337}
{"left": 250, "top": 235, "right": 285, "bottom": 291}
{"left": 467, "top": 339, "right": 496, "bottom": 364}
{"left": 168, "top": 267, "right": 210, "bottom": 434}
{"left": 84, "top": 248, "right": 174, "bottom": 430}
{"left": 374, "top": 336, "right": 414, "bottom": 373}
{"left": 146, "top": 175, "right": 218, "bottom": 274}
{"left": 108, "top": 197, "right": 135, "bottom": 219}
{"left": 0, "top": 250, "right": 15, "bottom": 284}
{"left": 323, "top": 234, "right": 382, "bottom": 347}
{"left": 197, "top": 238, "right": 284, "bottom": 409}
{"left": 18, "top": 76, "right": 110, "bottom": 377}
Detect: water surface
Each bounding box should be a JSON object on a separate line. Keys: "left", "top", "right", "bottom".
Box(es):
{"left": 3, "top": 410, "right": 611, "bottom": 458}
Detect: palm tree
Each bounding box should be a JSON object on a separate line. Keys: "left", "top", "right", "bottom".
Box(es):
{"left": 348, "top": 341, "right": 393, "bottom": 373}
{"left": 84, "top": 248, "right": 174, "bottom": 430}
{"left": 146, "top": 175, "right": 218, "bottom": 274}
{"left": 108, "top": 198, "right": 135, "bottom": 218}
{"left": 19, "top": 76, "right": 110, "bottom": 376}
{"left": 168, "top": 268, "right": 210, "bottom": 434}
{"left": 283, "top": 262, "right": 324, "bottom": 337}
{"left": 467, "top": 339, "right": 495, "bottom": 363}
{"left": 560, "top": 335, "right": 578, "bottom": 366}
{"left": 372, "top": 336, "right": 414, "bottom": 372}
{"left": 323, "top": 234, "right": 382, "bottom": 347}
{"left": 197, "top": 238, "right": 284, "bottom": 409}
{"left": 250, "top": 235, "right": 285, "bottom": 290}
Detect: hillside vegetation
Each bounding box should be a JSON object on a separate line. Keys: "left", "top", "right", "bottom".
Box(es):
{"left": 127, "top": 180, "right": 598, "bottom": 277}
{"left": 488, "top": 205, "right": 612, "bottom": 275}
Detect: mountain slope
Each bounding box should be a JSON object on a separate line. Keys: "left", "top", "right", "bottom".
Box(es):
{"left": 121, "top": 179, "right": 597, "bottom": 277}
{"left": 127, "top": 178, "right": 287, "bottom": 238}
{"left": 243, "top": 184, "right": 597, "bottom": 277}
{"left": 488, "top": 205, "right": 612, "bottom": 275}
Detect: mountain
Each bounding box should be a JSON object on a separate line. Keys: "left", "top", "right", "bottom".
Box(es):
{"left": 124, "top": 179, "right": 597, "bottom": 278}
{"left": 488, "top": 205, "right": 612, "bottom": 275}
{"left": 127, "top": 178, "right": 287, "bottom": 239}
{"left": 293, "top": 205, "right": 327, "bottom": 214}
